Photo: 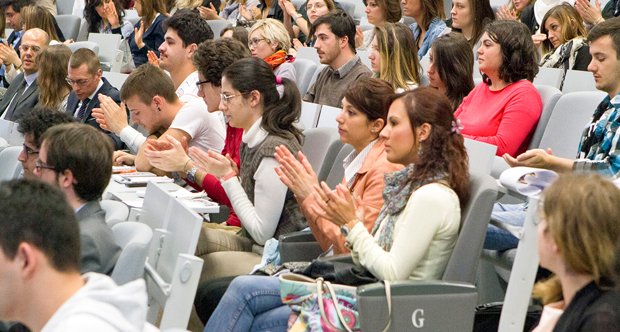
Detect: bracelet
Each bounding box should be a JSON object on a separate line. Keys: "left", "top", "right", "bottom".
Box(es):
{"left": 595, "top": 17, "right": 603, "bottom": 24}
{"left": 183, "top": 158, "right": 192, "bottom": 172}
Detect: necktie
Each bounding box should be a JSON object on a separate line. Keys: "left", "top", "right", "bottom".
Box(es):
{"left": 4, "top": 80, "right": 27, "bottom": 121}
{"left": 77, "top": 98, "right": 91, "bottom": 122}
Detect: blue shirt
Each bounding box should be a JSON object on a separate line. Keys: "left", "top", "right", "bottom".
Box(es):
{"left": 409, "top": 17, "right": 447, "bottom": 59}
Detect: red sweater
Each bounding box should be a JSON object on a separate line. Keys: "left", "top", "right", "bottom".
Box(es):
{"left": 186, "top": 123, "right": 244, "bottom": 227}
{"left": 454, "top": 80, "right": 542, "bottom": 157}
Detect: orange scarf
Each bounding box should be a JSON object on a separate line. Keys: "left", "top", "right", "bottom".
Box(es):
{"left": 264, "top": 50, "right": 289, "bottom": 70}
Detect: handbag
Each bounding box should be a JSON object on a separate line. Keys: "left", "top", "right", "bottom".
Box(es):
{"left": 279, "top": 273, "right": 392, "bottom": 332}
{"left": 118, "top": 38, "right": 136, "bottom": 73}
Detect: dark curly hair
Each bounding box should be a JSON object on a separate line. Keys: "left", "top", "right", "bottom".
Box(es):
{"left": 17, "top": 105, "right": 75, "bottom": 149}
{"left": 163, "top": 8, "right": 214, "bottom": 47}
{"left": 483, "top": 20, "right": 539, "bottom": 85}
{"left": 391, "top": 87, "right": 470, "bottom": 208}
{"left": 83, "top": 0, "right": 126, "bottom": 34}
{"left": 192, "top": 38, "right": 251, "bottom": 88}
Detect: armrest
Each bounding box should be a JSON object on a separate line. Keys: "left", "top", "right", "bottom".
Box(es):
{"left": 491, "top": 156, "right": 510, "bottom": 179}
{"left": 357, "top": 280, "right": 478, "bottom": 332}
{"left": 279, "top": 231, "right": 324, "bottom": 263}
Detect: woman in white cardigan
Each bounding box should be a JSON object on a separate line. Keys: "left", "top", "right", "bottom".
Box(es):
{"left": 203, "top": 87, "right": 470, "bottom": 332}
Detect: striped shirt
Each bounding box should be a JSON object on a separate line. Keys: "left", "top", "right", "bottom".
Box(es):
{"left": 343, "top": 139, "right": 378, "bottom": 189}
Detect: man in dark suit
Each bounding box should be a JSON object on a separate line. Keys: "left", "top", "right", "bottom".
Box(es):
{"left": 34, "top": 122, "right": 121, "bottom": 276}
{"left": 66, "top": 48, "right": 126, "bottom": 150}
{"left": 0, "top": 28, "right": 49, "bottom": 121}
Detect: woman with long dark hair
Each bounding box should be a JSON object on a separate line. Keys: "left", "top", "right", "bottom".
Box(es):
{"left": 202, "top": 87, "right": 470, "bottom": 332}
{"left": 450, "top": 0, "right": 495, "bottom": 52}
{"left": 84, "top": 0, "right": 133, "bottom": 38}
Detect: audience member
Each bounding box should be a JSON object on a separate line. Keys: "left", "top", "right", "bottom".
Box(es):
{"left": 84, "top": 0, "right": 134, "bottom": 38}
{"left": 248, "top": 19, "right": 295, "bottom": 82}
{"left": 0, "top": 28, "right": 49, "bottom": 121}
{"left": 540, "top": 3, "right": 592, "bottom": 74}
{"left": 35, "top": 123, "right": 121, "bottom": 275}
{"left": 220, "top": 25, "right": 250, "bottom": 46}
{"left": 65, "top": 48, "right": 126, "bottom": 150}
{"left": 427, "top": 32, "right": 475, "bottom": 111}
{"left": 21, "top": 5, "right": 64, "bottom": 43}
{"left": 186, "top": 57, "right": 305, "bottom": 263}
{"left": 451, "top": 0, "right": 495, "bottom": 52}
{"left": 275, "top": 78, "right": 401, "bottom": 255}
{"left": 151, "top": 9, "right": 214, "bottom": 101}
{"left": 531, "top": 174, "right": 620, "bottom": 331}
{"left": 128, "top": 0, "right": 167, "bottom": 67}
{"left": 485, "top": 17, "right": 620, "bottom": 252}
{"left": 496, "top": 0, "right": 536, "bottom": 20}
{"left": 355, "top": 0, "right": 402, "bottom": 51}
{"left": 198, "top": 0, "right": 260, "bottom": 27}
{"left": 403, "top": 0, "right": 447, "bottom": 58}
{"left": 304, "top": 10, "right": 372, "bottom": 107}
{"left": 519, "top": 0, "right": 565, "bottom": 34}
{"left": 239, "top": 0, "right": 286, "bottom": 22}
{"left": 142, "top": 38, "right": 250, "bottom": 228}
{"left": 95, "top": 63, "right": 225, "bottom": 172}
{"left": 35, "top": 44, "right": 71, "bottom": 112}
{"left": 454, "top": 20, "right": 541, "bottom": 157}
{"left": 204, "top": 87, "right": 469, "bottom": 331}
{"left": 368, "top": 22, "right": 421, "bottom": 91}
{"left": 279, "top": 0, "right": 335, "bottom": 45}
{"left": 16, "top": 105, "right": 74, "bottom": 178}
{"left": 0, "top": 178, "right": 158, "bottom": 332}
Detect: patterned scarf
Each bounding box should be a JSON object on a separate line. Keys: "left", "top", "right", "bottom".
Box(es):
{"left": 371, "top": 163, "right": 447, "bottom": 252}
{"left": 264, "top": 50, "right": 290, "bottom": 70}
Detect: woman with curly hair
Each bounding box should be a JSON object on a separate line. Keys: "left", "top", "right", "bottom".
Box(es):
{"left": 84, "top": 0, "right": 133, "bottom": 38}
{"left": 454, "top": 20, "right": 541, "bottom": 157}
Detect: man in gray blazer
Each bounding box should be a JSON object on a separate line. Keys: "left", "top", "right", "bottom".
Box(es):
{"left": 0, "top": 28, "right": 49, "bottom": 121}
{"left": 34, "top": 122, "right": 121, "bottom": 275}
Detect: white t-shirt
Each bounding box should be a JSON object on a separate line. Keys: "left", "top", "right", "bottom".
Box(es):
{"left": 169, "top": 98, "right": 225, "bottom": 153}
{"left": 176, "top": 71, "right": 200, "bottom": 102}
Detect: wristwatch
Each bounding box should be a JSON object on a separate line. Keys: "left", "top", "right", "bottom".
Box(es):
{"left": 186, "top": 166, "right": 198, "bottom": 183}
{"left": 340, "top": 224, "right": 350, "bottom": 237}
{"left": 294, "top": 13, "right": 303, "bottom": 20}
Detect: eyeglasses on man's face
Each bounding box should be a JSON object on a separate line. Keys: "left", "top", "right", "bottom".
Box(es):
{"left": 35, "top": 159, "right": 55, "bottom": 172}
{"left": 66, "top": 76, "right": 95, "bottom": 87}
{"left": 19, "top": 45, "right": 41, "bottom": 54}
{"left": 22, "top": 143, "right": 39, "bottom": 156}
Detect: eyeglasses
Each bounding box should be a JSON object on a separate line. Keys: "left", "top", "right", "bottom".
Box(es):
{"left": 19, "top": 45, "right": 41, "bottom": 53}
{"left": 196, "top": 79, "right": 211, "bottom": 92}
{"left": 220, "top": 92, "right": 249, "bottom": 104}
{"left": 35, "top": 160, "right": 55, "bottom": 172}
{"left": 306, "top": 3, "right": 325, "bottom": 10}
{"left": 248, "top": 38, "right": 266, "bottom": 49}
{"left": 66, "top": 76, "right": 94, "bottom": 87}
{"left": 22, "top": 144, "right": 39, "bottom": 156}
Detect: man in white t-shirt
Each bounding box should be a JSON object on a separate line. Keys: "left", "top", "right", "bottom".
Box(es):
{"left": 0, "top": 179, "right": 158, "bottom": 332}
{"left": 154, "top": 9, "right": 213, "bottom": 102}
{"left": 93, "top": 63, "right": 224, "bottom": 173}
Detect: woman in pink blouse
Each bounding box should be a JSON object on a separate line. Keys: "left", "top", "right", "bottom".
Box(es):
{"left": 454, "top": 20, "right": 541, "bottom": 157}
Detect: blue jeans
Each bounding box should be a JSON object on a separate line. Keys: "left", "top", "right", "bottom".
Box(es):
{"left": 204, "top": 275, "right": 291, "bottom": 332}
{"left": 483, "top": 203, "right": 527, "bottom": 252}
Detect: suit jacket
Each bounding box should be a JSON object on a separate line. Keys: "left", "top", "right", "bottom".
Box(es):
{"left": 65, "top": 77, "right": 126, "bottom": 150}
{"left": 0, "top": 72, "right": 40, "bottom": 121}
{"left": 76, "top": 200, "right": 122, "bottom": 276}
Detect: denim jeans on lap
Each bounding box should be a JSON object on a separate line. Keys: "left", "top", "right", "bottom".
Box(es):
{"left": 483, "top": 203, "right": 527, "bottom": 252}
{"left": 204, "top": 275, "right": 291, "bottom": 332}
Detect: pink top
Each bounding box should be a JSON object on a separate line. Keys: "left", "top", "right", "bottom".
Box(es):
{"left": 454, "top": 80, "right": 542, "bottom": 157}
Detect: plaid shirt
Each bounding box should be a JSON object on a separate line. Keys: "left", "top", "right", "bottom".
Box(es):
{"left": 574, "top": 94, "right": 620, "bottom": 178}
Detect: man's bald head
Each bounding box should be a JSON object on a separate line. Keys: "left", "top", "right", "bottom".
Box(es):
{"left": 23, "top": 28, "right": 50, "bottom": 45}
{"left": 20, "top": 28, "right": 49, "bottom": 75}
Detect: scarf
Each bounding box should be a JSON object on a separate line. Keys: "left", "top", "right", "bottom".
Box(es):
{"left": 264, "top": 50, "right": 289, "bottom": 70}
{"left": 541, "top": 38, "right": 587, "bottom": 90}
{"left": 371, "top": 163, "right": 447, "bottom": 252}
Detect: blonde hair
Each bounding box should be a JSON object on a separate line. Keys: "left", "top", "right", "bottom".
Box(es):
{"left": 541, "top": 3, "right": 587, "bottom": 54}
{"left": 176, "top": 0, "right": 202, "bottom": 10}
{"left": 36, "top": 45, "right": 72, "bottom": 108}
{"left": 374, "top": 22, "right": 421, "bottom": 90}
{"left": 509, "top": 0, "right": 535, "bottom": 18}
{"left": 21, "top": 5, "right": 59, "bottom": 41}
{"left": 532, "top": 174, "right": 620, "bottom": 305}
{"left": 250, "top": 18, "right": 291, "bottom": 53}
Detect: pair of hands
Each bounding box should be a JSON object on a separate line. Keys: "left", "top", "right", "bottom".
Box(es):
{"left": 496, "top": 4, "right": 518, "bottom": 21}
{"left": 575, "top": 0, "right": 604, "bottom": 25}
{"left": 92, "top": 94, "right": 129, "bottom": 135}
{"left": 0, "top": 41, "right": 20, "bottom": 68}
{"left": 274, "top": 145, "right": 364, "bottom": 227}
{"left": 102, "top": 0, "right": 121, "bottom": 28}
{"left": 503, "top": 148, "right": 554, "bottom": 168}
{"left": 239, "top": 3, "right": 262, "bottom": 20}
{"left": 279, "top": 0, "right": 299, "bottom": 18}
{"left": 198, "top": 3, "right": 220, "bottom": 20}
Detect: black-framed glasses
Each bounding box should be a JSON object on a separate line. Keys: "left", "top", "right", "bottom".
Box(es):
{"left": 220, "top": 92, "right": 249, "bottom": 104}
{"left": 248, "top": 38, "right": 266, "bottom": 48}
{"left": 195, "top": 79, "right": 211, "bottom": 92}
{"left": 66, "top": 76, "right": 94, "bottom": 87}
{"left": 35, "top": 160, "right": 55, "bottom": 172}
{"left": 22, "top": 144, "right": 39, "bottom": 155}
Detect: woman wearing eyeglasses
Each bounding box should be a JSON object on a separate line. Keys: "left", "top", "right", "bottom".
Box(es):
{"left": 36, "top": 45, "right": 72, "bottom": 113}
{"left": 248, "top": 19, "right": 296, "bottom": 85}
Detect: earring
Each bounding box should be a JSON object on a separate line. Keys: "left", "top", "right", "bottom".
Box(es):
{"left": 158, "top": 107, "right": 162, "bottom": 112}
{"left": 418, "top": 139, "right": 423, "bottom": 154}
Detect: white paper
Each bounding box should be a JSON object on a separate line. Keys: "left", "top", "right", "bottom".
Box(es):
{"left": 499, "top": 167, "right": 559, "bottom": 198}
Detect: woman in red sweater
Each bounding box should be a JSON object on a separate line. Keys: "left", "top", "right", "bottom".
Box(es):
{"left": 454, "top": 20, "right": 542, "bottom": 157}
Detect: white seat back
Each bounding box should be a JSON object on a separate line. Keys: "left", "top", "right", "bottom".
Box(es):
{"left": 296, "top": 47, "right": 321, "bottom": 64}
{"left": 316, "top": 105, "right": 340, "bottom": 129}
{"left": 299, "top": 101, "right": 321, "bottom": 129}
{"left": 88, "top": 33, "right": 122, "bottom": 65}
{"left": 102, "top": 71, "right": 129, "bottom": 90}
{"left": 533, "top": 67, "right": 563, "bottom": 89}
{"left": 463, "top": 138, "right": 497, "bottom": 175}
{"left": 562, "top": 70, "right": 597, "bottom": 94}
{"left": 0, "top": 146, "right": 23, "bottom": 181}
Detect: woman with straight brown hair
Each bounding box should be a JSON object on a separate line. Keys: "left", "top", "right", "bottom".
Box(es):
{"left": 540, "top": 3, "right": 591, "bottom": 72}
{"left": 532, "top": 174, "right": 620, "bottom": 331}
{"left": 427, "top": 32, "right": 475, "bottom": 110}
{"left": 450, "top": 0, "right": 495, "bottom": 52}
{"left": 403, "top": 0, "right": 447, "bottom": 58}
{"left": 36, "top": 44, "right": 72, "bottom": 112}
{"left": 355, "top": 0, "right": 402, "bottom": 51}
{"left": 21, "top": 5, "right": 62, "bottom": 42}
{"left": 128, "top": 0, "right": 167, "bottom": 67}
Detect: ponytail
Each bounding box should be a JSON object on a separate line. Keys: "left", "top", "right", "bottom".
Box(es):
{"left": 262, "top": 77, "right": 303, "bottom": 143}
